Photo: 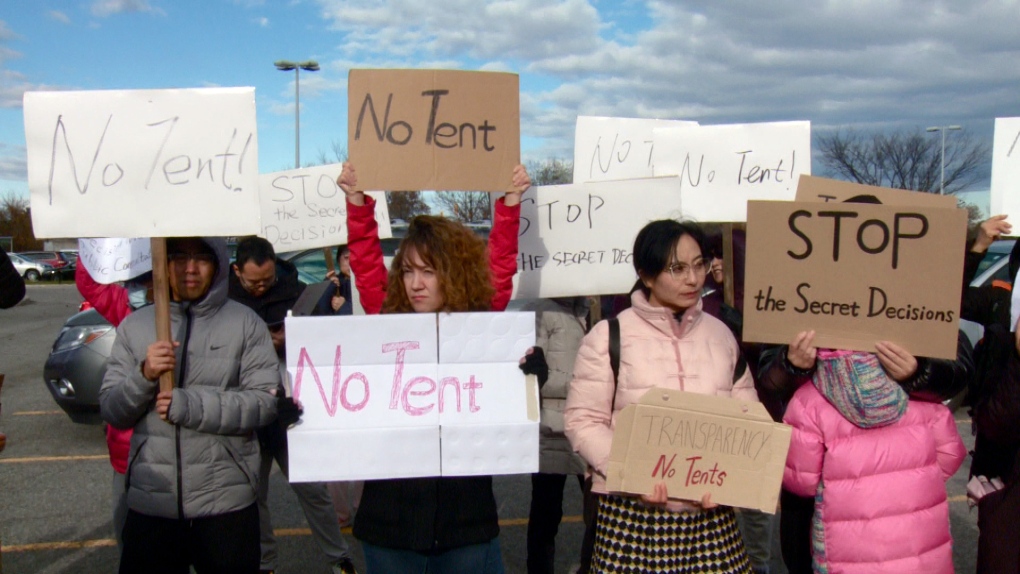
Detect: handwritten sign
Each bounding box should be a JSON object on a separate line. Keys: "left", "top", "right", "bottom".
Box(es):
{"left": 796, "top": 174, "right": 958, "bottom": 208}
{"left": 652, "top": 121, "right": 810, "bottom": 222}
{"left": 348, "top": 69, "right": 520, "bottom": 192}
{"left": 572, "top": 116, "right": 697, "bottom": 183}
{"left": 607, "top": 388, "right": 791, "bottom": 513}
{"left": 991, "top": 117, "right": 1020, "bottom": 223}
{"left": 285, "top": 312, "right": 538, "bottom": 482}
{"left": 24, "top": 88, "right": 261, "bottom": 238}
{"left": 511, "top": 177, "right": 683, "bottom": 299}
{"left": 77, "top": 238, "right": 152, "bottom": 284}
{"left": 742, "top": 199, "right": 967, "bottom": 359}
{"left": 259, "top": 163, "right": 392, "bottom": 251}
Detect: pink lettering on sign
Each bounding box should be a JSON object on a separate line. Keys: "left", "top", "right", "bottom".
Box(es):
{"left": 292, "top": 346, "right": 369, "bottom": 416}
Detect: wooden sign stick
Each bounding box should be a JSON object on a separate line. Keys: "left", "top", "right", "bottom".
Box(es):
{"left": 722, "top": 224, "right": 735, "bottom": 308}
{"left": 150, "top": 238, "right": 175, "bottom": 393}
{"left": 323, "top": 247, "right": 336, "bottom": 275}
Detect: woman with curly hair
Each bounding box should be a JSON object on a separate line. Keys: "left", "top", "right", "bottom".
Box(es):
{"left": 337, "top": 161, "right": 531, "bottom": 574}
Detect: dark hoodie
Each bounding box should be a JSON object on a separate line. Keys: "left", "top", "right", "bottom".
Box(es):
{"left": 228, "top": 257, "right": 306, "bottom": 325}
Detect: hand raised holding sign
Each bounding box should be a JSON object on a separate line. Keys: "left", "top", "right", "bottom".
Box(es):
{"left": 874, "top": 340, "right": 919, "bottom": 382}
{"left": 337, "top": 161, "right": 531, "bottom": 205}
{"left": 640, "top": 482, "right": 719, "bottom": 510}
{"left": 787, "top": 330, "right": 818, "bottom": 371}
{"left": 972, "top": 214, "right": 1012, "bottom": 254}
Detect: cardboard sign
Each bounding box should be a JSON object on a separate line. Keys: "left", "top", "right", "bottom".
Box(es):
{"left": 347, "top": 69, "right": 520, "bottom": 193}
{"left": 991, "top": 117, "right": 1020, "bottom": 223}
{"left": 606, "top": 388, "right": 791, "bottom": 514}
{"left": 78, "top": 237, "right": 152, "bottom": 284}
{"left": 24, "top": 88, "right": 260, "bottom": 238}
{"left": 796, "top": 174, "right": 958, "bottom": 208}
{"left": 285, "top": 312, "right": 538, "bottom": 482}
{"left": 742, "top": 200, "right": 967, "bottom": 359}
{"left": 572, "top": 116, "right": 697, "bottom": 183}
{"left": 652, "top": 121, "right": 810, "bottom": 222}
{"left": 259, "top": 163, "right": 392, "bottom": 251}
{"left": 511, "top": 177, "right": 683, "bottom": 298}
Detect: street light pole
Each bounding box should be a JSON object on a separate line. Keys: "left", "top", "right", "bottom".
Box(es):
{"left": 926, "top": 124, "right": 962, "bottom": 195}
{"left": 275, "top": 60, "right": 320, "bottom": 169}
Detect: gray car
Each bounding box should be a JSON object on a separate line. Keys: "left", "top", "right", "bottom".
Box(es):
{"left": 43, "top": 308, "right": 116, "bottom": 424}
{"left": 9, "top": 252, "right": 55, "bottom": 282}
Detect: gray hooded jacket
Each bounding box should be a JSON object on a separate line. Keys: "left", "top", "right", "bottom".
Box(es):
{"left": 99, "top": 237, "right": 279, "bottom": 519}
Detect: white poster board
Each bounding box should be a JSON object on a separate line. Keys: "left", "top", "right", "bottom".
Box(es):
{"left": 990, "top": 117, "right": 1020, "bottom": 224}
{"left": 286, "top": 312, "right": 538, "bottom": 482}
{"left": 512, "top": 177, "right": 683, "bottom": 299}
{"left": 78, "top": 238, "right": 152, "bottom": 284}
{"left": 652, "top": 121, "right": 810, "bottom": 222}
{"left": 573, "top": 116, "right": 697, "bottom": 183}
{"left": 24, "top": 87, "right": 261, "bottom": 238}
{"left": 259, "top": 163, "right": 393, "bottom": 252}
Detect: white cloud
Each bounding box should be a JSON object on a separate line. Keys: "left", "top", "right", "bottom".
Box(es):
{"left": 90, "top": 0, "right": 165, "bottom": 17}
{"left": 256, "top": 16, "right": 270, "bottom": 27}
{"left": 48, "top": 10, "right": 72, "bottom": 24}
{"left": 0, "top": 142, "right": 26, "bottom": 182}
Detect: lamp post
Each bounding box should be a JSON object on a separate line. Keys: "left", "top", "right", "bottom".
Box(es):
{"left": 926, "top": 124, "right": 962, "bottom": 195}
{"left": 275, "top": 60, "right": 320, "bottom": 169}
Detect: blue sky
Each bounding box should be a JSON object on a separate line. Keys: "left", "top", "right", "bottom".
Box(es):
{"left": 2, "top": 0, "right": 1019, "bottom": 199}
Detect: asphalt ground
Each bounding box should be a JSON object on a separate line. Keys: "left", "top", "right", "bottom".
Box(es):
{"left": 0, "top": 284, "right": 978, "bottom": 573}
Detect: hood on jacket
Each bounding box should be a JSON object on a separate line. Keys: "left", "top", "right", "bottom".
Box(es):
{"left": 166, "top": 237, "right": 230, "bottom": 318}
{"left": 227, "top": 256, "right": 305, "bottom": 323}
{"left": 812, "top": 350, "right": 907, "bottom": 429}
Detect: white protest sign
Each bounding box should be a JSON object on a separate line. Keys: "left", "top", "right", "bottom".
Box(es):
{"left": 990, "top": 117, "right": 1020, "bottom": 224}
{"left": 259, "top": 163, "right": 393, "bottom": 252}
{"left": 24, "top": 87, "right": 261, "bottom": 238}
{"left": 573, "top": 116, "right": 697, "bottom": 183}
{"left": 285, "top": 312, "right": 537, "bottom": 482}
{"left": 78, "top": 238, "right": 152, "bottom": 284}
{"left": 652, "top": 121, "right": 810, "bottom": 222}
{"left": 512, "top": 177, "right": 683, "bottom": 299}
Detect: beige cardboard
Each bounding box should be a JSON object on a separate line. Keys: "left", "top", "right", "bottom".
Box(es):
{"left": 795, "top": 174, "right": 958, "bottom": 208}
{"left": 606, "top": 389, "right": 791, "bottom": 514}
{"left": 348, "top": 69, "right": 520, "bottom": 193}
{"left": 742, "top": 199, "right": 967, "bottom": 359}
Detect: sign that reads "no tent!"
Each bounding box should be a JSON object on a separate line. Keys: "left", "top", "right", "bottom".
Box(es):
{"left": 24, "top": 88, "right": 260, "bottom": 239}
{"left": 348, "top": 69, "right": 521, "bottom": 193}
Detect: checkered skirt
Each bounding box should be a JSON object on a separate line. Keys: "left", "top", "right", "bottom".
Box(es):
{"left": 590, "top": 494, "right": 752, "bottom": 574}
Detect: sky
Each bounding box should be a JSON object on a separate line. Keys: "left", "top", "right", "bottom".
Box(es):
{"left": 1, "top": 0, "right": 1019, "bottom": 200}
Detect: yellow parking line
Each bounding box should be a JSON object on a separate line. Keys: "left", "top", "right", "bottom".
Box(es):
{"left": 1, "top": 454, "right": 107, "bottom": 464}
{"left": 2, "top": 516, "right": 587, "bottom": 553}
{"left": 11, "top": 410, "right": 64, "bottom": 416}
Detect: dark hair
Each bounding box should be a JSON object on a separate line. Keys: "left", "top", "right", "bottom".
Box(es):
{"left": 336, "top": 245, "right": 350, "bottom": 262}
{"left": 631, "top": 219, "right": 706, "bottom": 296}
{"left": 234, "top": 236, "right": 276, "bottom": 269}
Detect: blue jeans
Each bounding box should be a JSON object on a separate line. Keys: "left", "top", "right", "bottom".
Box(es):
{"left": 362, "top": 538, "right": 505, "bottom": 574}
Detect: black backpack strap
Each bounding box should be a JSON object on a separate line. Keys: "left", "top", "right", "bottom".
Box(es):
{"left": 609, "top": 317, "right": 620, "bottom": 411}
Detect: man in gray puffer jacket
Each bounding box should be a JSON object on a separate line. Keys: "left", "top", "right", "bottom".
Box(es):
{"left": 100, "top": 237, "right": 279, "bottom": 574}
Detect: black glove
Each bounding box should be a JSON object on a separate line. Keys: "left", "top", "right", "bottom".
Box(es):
{"left": 519, "top": 346, "right": 549, "bottom": 387}
{"left": 277, "top": 395, "right": 303, "bottom": 428}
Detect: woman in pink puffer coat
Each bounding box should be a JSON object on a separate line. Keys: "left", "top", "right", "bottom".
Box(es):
{"left": 783, "top": 342, "right": 966, "bottom": 574}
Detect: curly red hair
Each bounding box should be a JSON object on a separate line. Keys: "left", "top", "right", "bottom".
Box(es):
{"left": 382, "top": 216, "right": 494, "bottom": 314}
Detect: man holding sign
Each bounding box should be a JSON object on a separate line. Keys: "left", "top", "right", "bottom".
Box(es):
{"left": 100, "top": 237, "right": 279, "bottom": 574}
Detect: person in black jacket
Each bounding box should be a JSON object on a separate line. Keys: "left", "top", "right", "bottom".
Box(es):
{"left": 0, "top": 246, "right": 26, "bottom": 309}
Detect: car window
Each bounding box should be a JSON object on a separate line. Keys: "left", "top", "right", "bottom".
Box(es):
{"left": 975, "top": 252, "right": 1007, "bottom": 278}
{"left": 289, "top": 248, "right": 336, "bottom": 284}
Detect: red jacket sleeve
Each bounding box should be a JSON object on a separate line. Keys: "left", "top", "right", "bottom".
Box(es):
{"left": 75, "top": 256, "right": 131, "bottom": 327}
{"left": 488, "top": 197, "right": 520, "bottom": 312}
{"left": 347, "top": 196, "right": 388, "bottom": 315}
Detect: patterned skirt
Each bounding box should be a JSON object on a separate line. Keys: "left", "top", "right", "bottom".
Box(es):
{"left": 590, "top": 494, "right": 752, "bottom": 574}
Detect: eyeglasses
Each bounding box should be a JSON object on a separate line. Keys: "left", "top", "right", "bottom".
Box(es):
{"left": 667, "top": 259, "right": 708, "bottom": 280}
{"left": 238, "top": 272, "right": 277, "bottom": 292}
{"left": 168, "top": 252, "right": 216, "bottom": 265}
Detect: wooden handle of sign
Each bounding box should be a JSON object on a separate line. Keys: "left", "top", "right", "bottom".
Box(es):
{"left": 722, "top": 224, "right": 735, "bottom": 308}
{"left": 150, "top": 238, "right": 175, "bottom": 394}
{"left": 323, "top": 247, "right": 336, "bottom": 275}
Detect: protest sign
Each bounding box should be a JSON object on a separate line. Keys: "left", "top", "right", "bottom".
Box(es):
{"left": 285, "top": 312, "right": 538, "bottom": 482}
{"left": 796, "top": 174, "right": 957, "bottom": 208}
{"left": 742, "top": 199, "right": 967, "bottom": 359}
{"left": 572, "top": 116, "right": 697, "bottom": 183}
{"left": 24, "top": 87, "right": 261, "bottom": 238}
{"left": 511, "top": 177, "right": 683, "bottom": 299}
{"left": 652, "top": 121, "right": 810, "bottom": 222}
{"left": 78, "top": 237, "right": 152, "bottom": 284}
{"left": 259, "top": 163, "right": 392, "bottom": 252}
{"left": 991, "top": 117, "right": 1020, "bottom": 223}
{"left": 607, "top": 388, "right": 791, "bottom": 513}
{"left": 348, "top": 69, "right": 520, "bottom": 193}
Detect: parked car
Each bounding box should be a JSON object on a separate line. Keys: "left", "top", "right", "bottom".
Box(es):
{"left": 43, "top": 308, "right": 116, "bottom": 424}
{"left": 19, "top": 250, "right": 73, "bottom": 270}
{"left": 9, "top": 252, "right": 55, "bottom": 281}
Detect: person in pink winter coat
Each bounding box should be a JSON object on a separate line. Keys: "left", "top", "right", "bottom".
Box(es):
{"left": 782, "top": 336, "right": 967, "bottom": 574}
{"left": 564, "top": 219, "right": 758, "bottom": 574}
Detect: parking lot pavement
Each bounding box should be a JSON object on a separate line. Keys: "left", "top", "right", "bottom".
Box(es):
{"left": 0, "top": 284, "right": 978, "bottom": 573}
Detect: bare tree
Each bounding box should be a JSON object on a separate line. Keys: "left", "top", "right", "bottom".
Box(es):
{"left": 526, "top": 158, "right": 573, "bottom": 186}
{"left": 433, "top": 191, "right": 492, "bottom": 222}
{"left": 0, "top": 193, "right": 41, "bottom": 251}
{"left": 817, "top": 127, "right": 988, "bottom": 195}
{"left": 313, "top": 141, "right": 348, "bottom": 166}
{"left": 387, "top": 191, "right": 431, "bottom": 221}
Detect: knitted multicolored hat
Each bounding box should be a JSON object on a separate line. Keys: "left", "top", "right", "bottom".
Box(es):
{"left": 812, "top": 350, "right": 907, "bottom": 429}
